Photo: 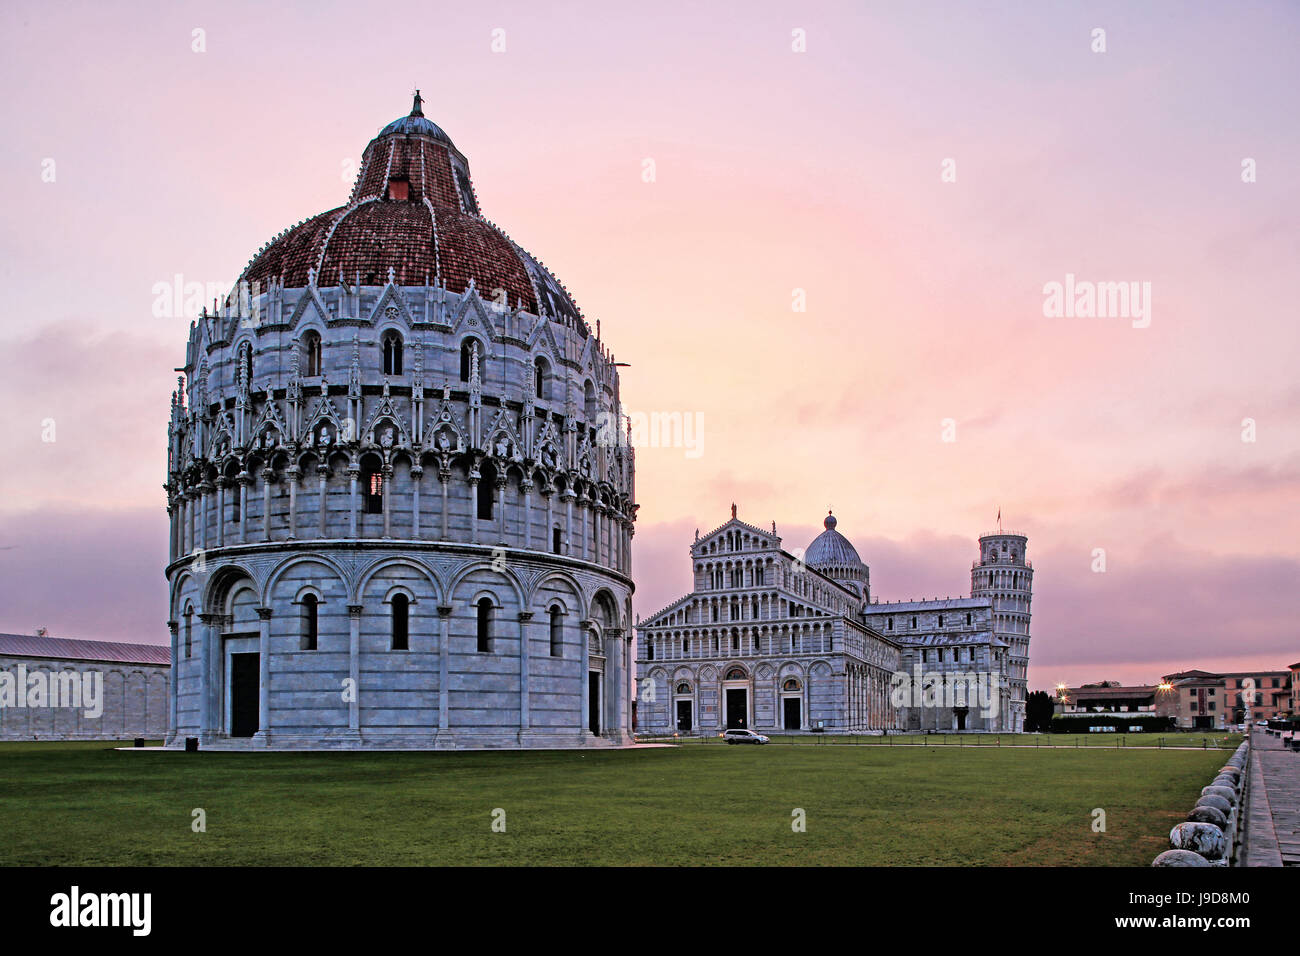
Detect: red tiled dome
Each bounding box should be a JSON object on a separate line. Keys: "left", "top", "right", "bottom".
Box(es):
{"left": 238, "top": 93, "right": 585, "bottom": 330}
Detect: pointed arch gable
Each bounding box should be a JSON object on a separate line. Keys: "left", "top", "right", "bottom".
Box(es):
{"left": 367, "top": 283, "right": 416, "bottom": 329}
{"left": 287, "top": 286, "right": 333, "bottom": 331}
{"left": 449, "top": 289, "right": 500, "bottom": 342}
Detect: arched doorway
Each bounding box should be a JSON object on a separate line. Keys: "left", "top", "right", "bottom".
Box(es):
{"left": 723, "top": 667, "right": 749, "bottom": 729}
{"left": 781, "top": 677, "right": 803, "bottom": 730}
{"left": 210, "top": 572, "right": 261, "bottom": 739}
{"left": 674, "top": 681, "right": 694, "bottom": 732}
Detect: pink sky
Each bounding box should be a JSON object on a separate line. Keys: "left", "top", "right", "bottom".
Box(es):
{"left": 1, "top": 1, "right": 1297, "bottom": 690}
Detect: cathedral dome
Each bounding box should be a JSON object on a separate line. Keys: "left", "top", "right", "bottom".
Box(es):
{"left": 804, "top": 512, "right": 869, "bottom": 597}
{"left": 236, "top": 92, "right": 585, "bottom": 332}
{"left": 805, "top": 512, "right": 862, "bottom": 567}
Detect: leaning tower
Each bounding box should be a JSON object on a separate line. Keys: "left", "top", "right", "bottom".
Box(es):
{"left": 970, "top": 532, "right": 1032, "bottom": 732}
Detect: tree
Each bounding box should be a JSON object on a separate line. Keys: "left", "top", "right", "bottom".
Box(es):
{"left": 1025, "top": 690, "right": 1055, "bottom": 732}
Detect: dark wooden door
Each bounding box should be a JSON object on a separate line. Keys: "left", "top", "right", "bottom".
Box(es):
{"left": 676, "top": 699, "right": 692, "bottom": 732}
{"left": 230, "top": 653, "right": 259, "bottom": 738}
{"left": 726, "top": 688, "right": 747, "bottom": 729}
{"left": 588, "top": 672, "right": 601, "bottom": 735}
{"left": 783, "top": 697, "right": 801, "bottom": 730}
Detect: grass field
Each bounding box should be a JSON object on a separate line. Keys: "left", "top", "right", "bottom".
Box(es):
{"left": 642, "top": 732, "right": 1242, "bottom": 749}
{"left": 0, "top": 740, "right": 1229, "bottom": 866}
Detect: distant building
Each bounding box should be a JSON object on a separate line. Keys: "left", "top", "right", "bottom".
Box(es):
{"left": 1290, "top": 662, "right": 1300, "bottom": 717}
{"left": 1054, "top": 681, "right": 1157, "bottom": 715}
{"left": 0, "top": 633, "right": 169, "bottom": 740}
{"left": 634, "top": 510, "right": 1027, "bottom": 734}
{"left": 1159, "top": 668, "right": 1294, "bottom": 728}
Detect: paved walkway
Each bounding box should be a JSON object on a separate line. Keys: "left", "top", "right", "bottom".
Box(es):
{"left": 1246, "top": 731, "right": 1300, "bottom": 866}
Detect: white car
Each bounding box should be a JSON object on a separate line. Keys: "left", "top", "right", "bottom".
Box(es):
{"left": 1256, "top": 720, "right": 1269, "bottom": 727}
{"left": 722, "top": 728, "right": 770, "bottom": 745}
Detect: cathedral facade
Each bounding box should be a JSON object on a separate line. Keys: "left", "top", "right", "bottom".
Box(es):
{"left": 635, "top": 512, "right": 1032, "bottom": 734}
{"left": 164, "top": 96, "right": 636, "bottom": 750}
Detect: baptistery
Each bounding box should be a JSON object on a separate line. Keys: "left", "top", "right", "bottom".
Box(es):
{"left": 164, "top": 94, "right": 636, "bottom": 749}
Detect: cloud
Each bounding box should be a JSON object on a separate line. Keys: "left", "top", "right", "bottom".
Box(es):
{"left": 0, "top": 320, "right": 177, "bottom": 512}
{"left": 0, "top": 506, "right": 168, "bottom": 645}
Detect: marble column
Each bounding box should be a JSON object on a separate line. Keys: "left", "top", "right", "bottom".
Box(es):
{"left": 199, "top": 613, "right": 221, "bottom": 739}
{"left": 563, "top": 492, "right": 574, "bottom": 556}
{"left": 606, "top": 627, "right": 623, "bottom": 739}
{"left": 261, "top": 467, "right": 273, "bottom": 541}
{"left": 438, "top": 605, "right": 452, "bottom": 731}
{"left": 411, "top": 465, "right": 422, "bottom": 538}
{"left": 256, "top": 607, "right": 272, "bottom": 739}
{"left": 468, "top": 477, "right": 479, "bottom": 544}
{"left": 518, "top": 611, "right": 532, "bottom": 734}
{"left": 496, "top": 476, "right": 507, "bottom": 543}
{"left": 215, "top": 480, "right": 226, "bottom": 548}
{"left": 286, "top": 467, "right": 300, "bottom": 539}
{"left": 167, "top": 620, "right": 179, "bottom": 740}
{"left": 439, "top": 471, "right": 450, "bottom": 540}
{"left": 382, "top": 465, "right": 393, "bottom": 539}
{"left": 348, "top": 604, "right": 362, "bottom": 733}
{"left": 521, "top": 480, "right": 534, "bottom": 550}
{"left": 580, "top": 619, "right": 591, "bottom": 735}
{"left": 317, "top": 466, "right": 328, "bottom": 538}
{"left": 348, "top": 466, "right": 359, "bottom": 538}
{"left": 238, "top": 473, "right": 249, "bottom": 543}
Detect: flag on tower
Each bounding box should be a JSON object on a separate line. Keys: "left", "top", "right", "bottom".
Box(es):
{"left": 997, "top": 507, "right": 1001, "bottom": 530}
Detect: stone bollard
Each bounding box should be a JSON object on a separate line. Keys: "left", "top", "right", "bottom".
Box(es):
{"left": 1153, "top": 739, "right": 1251, "bottom": 866}
{"left": 1186, "top": 805, "right": 1229, "bottom": 829}
{"left": 1170, "top": 822, "right": 1227, "bottom": 862}
{"left": 1153, "top": 848, "right": 1212, "bottom": 867}
{"left": 1195, "top": 794, "right": 1233, "bottom": 816}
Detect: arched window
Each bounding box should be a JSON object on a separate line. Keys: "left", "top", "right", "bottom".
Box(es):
{"left": 476, "top": 597, "right": 493, "bottom": 653}
{"left": 460, "top": 339, "right": 480, "bottom": 382}
{"left": 725, "top": 667, "right": 746, "bottom": 681}
{"left": 583, "top": 379, "right": 597, "bottom": 420}
{"left": 230, "top": 480, "right": 241, "bottom": 522}
{"left": 302, "top": 594, "right": 318, "bottom": 651}
{"left": 302, "top": 331, "right": 322, "bottom": 377}
{"left": 552, "top": 526, "right": 562, "bottom": 554}
{"left": 477, "top": 462, "right": 496, "bottom": 521}
{"left": 362, "top": 463, "right": 384, "bottom": 514}
{"left": 549, "top": 605, "right": 563, "bottom": 657}
{"left": 382, "top": 331, "right": 403, "bottom": 376}
{"left": 391, "top": 594, "right": 409, "bottom": 650}
{"left": 183, "top": 607, "right": 193, "bottom": 659}
{"left": 681, "top": 637, "right": 688, "bottom": 655}
{"left": 534, "top": 356, "right": 549, "bottom": 401}
{"left": 783, "top": 678, "right": 801, "bottom": 692}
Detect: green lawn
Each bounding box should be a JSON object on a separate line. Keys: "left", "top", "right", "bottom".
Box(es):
{"left": 643, "top": 732, "right": 1243, "bottom": 750}
{"left": 0, "top": 740, "right": 1228, "bottom": 866}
